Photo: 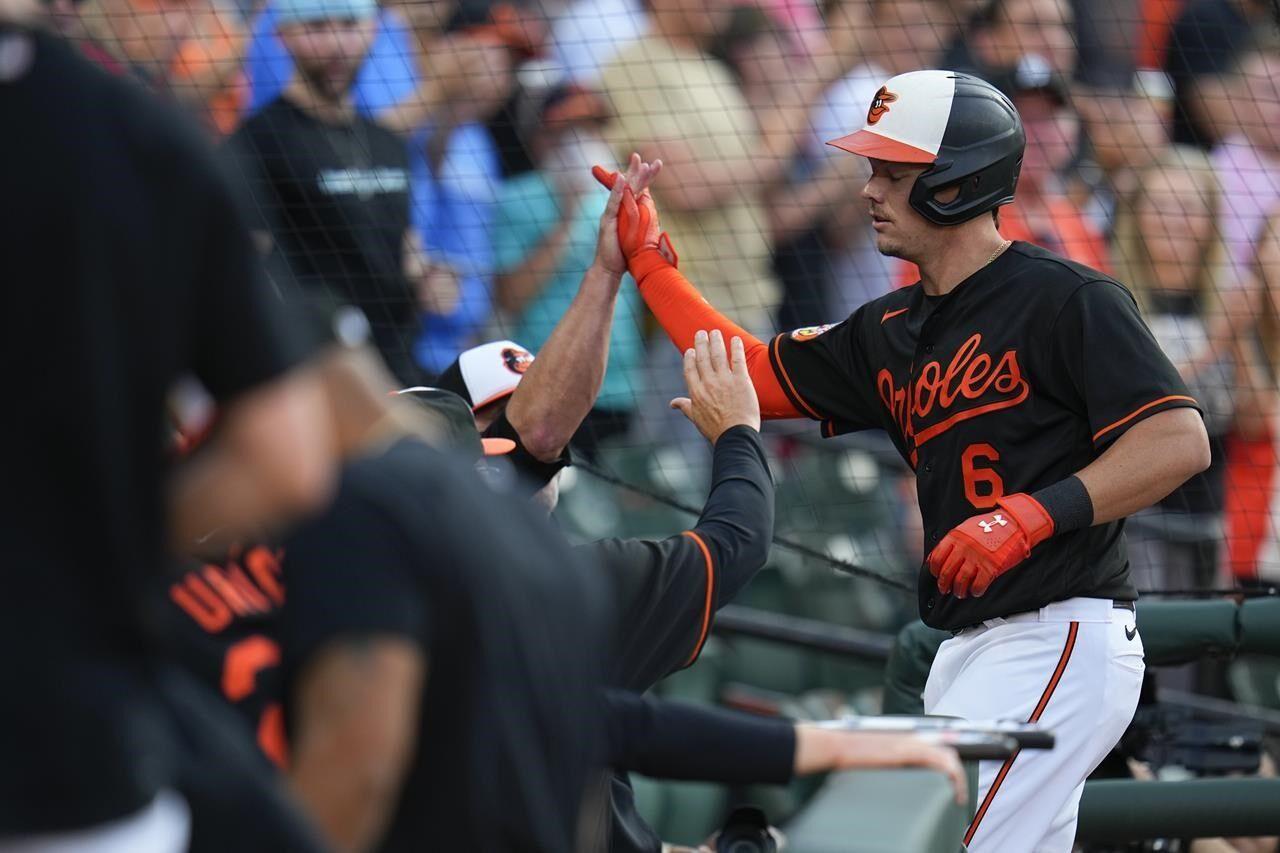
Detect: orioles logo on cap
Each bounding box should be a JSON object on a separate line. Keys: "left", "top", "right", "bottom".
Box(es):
{"left": 502, "top": 347, "right": 534, "bottom": 375}
{"left": 867, "top": 86, "right": 898, "bottom": 125}
{"left": 790, "top": 324, "right": 836, "bottom": 342}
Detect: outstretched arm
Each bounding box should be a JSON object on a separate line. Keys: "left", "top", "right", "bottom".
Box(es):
{"left": 592, "top": 166, "right": 803, "bottom": 420}
{"left": 503, "top": 156, "right": 661, "bottom": 460}
{"left": 603, "top": 691, "right": 966, "bottom": 802}
{"left": 671, "top": 330, "right": 774, "bottom": 606}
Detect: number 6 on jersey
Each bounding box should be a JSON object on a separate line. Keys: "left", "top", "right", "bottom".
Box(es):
{"left": 961, "top": 443, "right": 1004, "bottom": 509}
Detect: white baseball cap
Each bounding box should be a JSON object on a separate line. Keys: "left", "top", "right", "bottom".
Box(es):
{"left": 827, "top": 69, "right": 959, "bottom": 164}
{"left": 435, "top": 340, "right": 536, "bottom": 411}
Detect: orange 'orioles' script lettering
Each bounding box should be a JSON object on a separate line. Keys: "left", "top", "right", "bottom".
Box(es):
{"left": 877, "top": 334, "right": 1029, "bottom": 458}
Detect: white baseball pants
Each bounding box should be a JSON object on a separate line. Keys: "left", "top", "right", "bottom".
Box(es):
{"left": 924, "top": 597, "right": 1145, "bottom": 853}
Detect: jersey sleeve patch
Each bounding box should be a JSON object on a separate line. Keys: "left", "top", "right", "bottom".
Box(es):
{"left": 789, "top": 324, "right": 837, "bottom": 342}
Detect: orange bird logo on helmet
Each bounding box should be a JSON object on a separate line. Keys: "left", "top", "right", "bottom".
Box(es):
{"left": 502, "top": 347, "right": 534, "bottom": 375}
{"left": 867, "top": 86, "right": 898, "bottom": 125}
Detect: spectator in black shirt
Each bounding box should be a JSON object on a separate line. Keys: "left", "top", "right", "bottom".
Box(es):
{"left": 1, "top": 27, "right": 334, "bottom": 849}
{"left": 229, "top": 0, "right": 457, "bottom": 386}
{"left": 1163, "top": 0, "right": 1269, "bottom": 149}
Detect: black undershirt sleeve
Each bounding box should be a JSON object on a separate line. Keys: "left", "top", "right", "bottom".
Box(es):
{"left": 690, "top": 425, "right": 775, "bottom": 605}
{"left": 482, "top": 412, "right": 572, "bottom": 491}
{"left": 602, "top": 690, "right": 795, "bottom": 785}
{"left": 591, "top": 426, "right": 775, "bottom": 690}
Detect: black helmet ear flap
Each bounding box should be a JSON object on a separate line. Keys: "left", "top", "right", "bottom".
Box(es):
{"left": 907, "top": 74, "right": 1026, "bottom": 226}
{"left": 910, "top": 150, "right": 1023, "bottom": 226}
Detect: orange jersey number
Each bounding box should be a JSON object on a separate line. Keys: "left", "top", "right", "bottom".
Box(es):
{"left": 223, "top": 635, "right": 288, "bottom": 768}
{"left": 961, "top": 443, "right": 1004, "bottom": 509}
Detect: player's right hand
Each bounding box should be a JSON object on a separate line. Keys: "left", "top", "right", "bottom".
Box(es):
{"left": 670, "top": 329, "right": 761, "bottom": 444}
{"left": 927, "top": 494, "right": 1054, "bottom": 598}
{"left": 792, "top": 727, "right": 968, "bottom": 805}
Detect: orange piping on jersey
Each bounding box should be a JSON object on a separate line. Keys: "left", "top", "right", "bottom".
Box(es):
{"left": 964, "top": 621, "right": 1079, "bottom": 847}
{"left": 769, "top": 335, "right": 824, "bottom": 420}
{"left": 680, "top": 531, "right": 716, "bottom": 668}
{"left": 914, "top": 384, "right": 1031, "bottom": 447}
{"left": 881, "top": 307, "right": 909, "bottom": 324}
{"left": 1092, "top": 395, "right": 1198, "bottom": 444}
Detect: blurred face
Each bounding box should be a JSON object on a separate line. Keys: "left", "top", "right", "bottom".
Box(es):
{"left": 105, "top": 0, "right": 197, "bottom": 69}
{"left": 1017, "top": 92, "right": 1077, "bottom": 190}
{"left": 1136, "top": 166, "right": 1214, "bottom": 293}
{"left": 874, "top": 0, "right": 952, "bottom": 74}
{"left": 539, "top": 124, "right": 615, "bottom": 188}
{"left": 1080, "top": 92, "right": 1170, "bottom": 174}
{"left": 1238, "top": 53, "right": 1280, "bottom": 155}
{"left": 386, "top": 0, "right": 452, "bottom": 33}
{"left": 44, "top": 0, "right": 81, "bottom": 36}
{"left": 279, "top": 16, "right": 375, "bottom": 103}
{"left": 862, "top": 158, "right": 950, "bottom": 261}
{"left": 650, "top": 0, "right": 732, "bottom": 45}
{"left": 992, "top": 0, "right": 1075, "bottom": 74}
{"left": 733, "top": 30, "right": 792, "bottom": 95}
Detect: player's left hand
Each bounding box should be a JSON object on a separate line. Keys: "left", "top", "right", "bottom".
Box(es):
{"left": 927, "top": 494, "right": 1054, "bottom": 598}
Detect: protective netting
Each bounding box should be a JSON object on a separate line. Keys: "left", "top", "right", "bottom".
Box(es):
{"left": 61, "top": 0, "right": 1280, "bottom": 635}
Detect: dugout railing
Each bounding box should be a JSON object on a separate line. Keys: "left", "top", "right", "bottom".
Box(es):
{"left": 704, "top": 598, "right": 1280, "bottom": 851}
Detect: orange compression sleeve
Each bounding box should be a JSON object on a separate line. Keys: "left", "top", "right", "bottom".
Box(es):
{"left": 629, "top": 248, "right": 803, "bottom": 420}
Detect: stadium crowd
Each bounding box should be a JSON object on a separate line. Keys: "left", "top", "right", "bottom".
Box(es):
{"left": 3, "top": 0, "right": 1280, "bottom": 849}
{"left": 49, "top": 0, "right": 1279, "bottom": 589}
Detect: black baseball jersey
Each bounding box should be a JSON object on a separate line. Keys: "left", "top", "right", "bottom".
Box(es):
{"left": 1, "top": 30, "right": 309, "bottom": 833}
{"left": 588, "top": 426, "right": 774, "bottom": 691}
{"left": 586, "top": 425, "right": 774, "bottom": 853}
{"left": 160, "top": 545, "right": 288, "bottom": 769}
{"left": 227, "top": 98, "right": 421, "bottom": 385}
{"left": 770, "top": 242, "right": 1200, "bottom": 631}
{"left": 280, "top": 437, "right": 613, "bottom": 853}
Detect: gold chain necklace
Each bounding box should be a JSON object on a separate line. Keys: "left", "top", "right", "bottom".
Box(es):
{"left": 986, "top": 239, "right": 1012, "bottom": 267}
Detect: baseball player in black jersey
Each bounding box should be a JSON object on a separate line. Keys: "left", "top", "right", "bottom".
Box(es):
{"left": 393, "top": 157, "right": 965, "bottom": 849}
{"left": 596, "top": 69, "right": 1211, "bottom": 852}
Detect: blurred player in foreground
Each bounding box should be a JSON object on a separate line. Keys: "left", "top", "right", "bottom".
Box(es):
{"left": 1, "top": 23, "right": 335, "bottom": 851}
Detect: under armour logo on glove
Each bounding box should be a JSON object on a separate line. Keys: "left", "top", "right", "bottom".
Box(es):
{"left": 977, "top": 515, "right": 1008, "bottom": 534}
{"left": 927, "top": 495, "right": 1054, "bottom": 599}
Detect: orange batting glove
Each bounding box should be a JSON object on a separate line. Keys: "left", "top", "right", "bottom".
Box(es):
{"left": 591, "top": 165, "right": 678, "bottom": 268}
{"left": 927, "top": 494, "right": 1054, "bottom": 599}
